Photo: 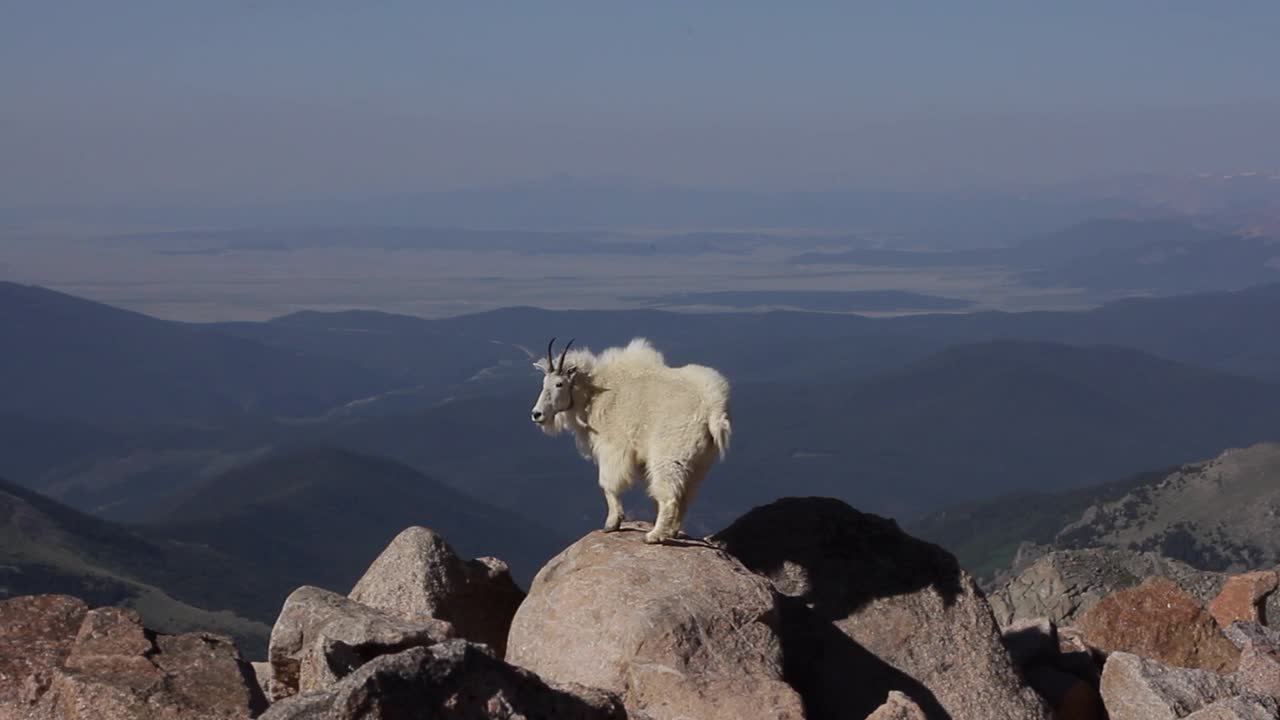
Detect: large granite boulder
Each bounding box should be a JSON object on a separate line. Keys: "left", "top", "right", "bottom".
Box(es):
{"left": 261, "top": 640, "right": 627, "bottom": 720}
{"left": 349, "top": 526, "right": 525, "bottom": 657}
{"left": 1079, "top": 577, "right": 1240, "bottom": 673}
{"left": 712, "top": 497, "right": 1048, "bottom": 720}
{"left": 0, "top": 594, "right": 88, "bottom": 716}
{"left": 28, "top": 606, "right": 265, "bottom": 720}
{"left": 506, "top": 522, "right": 804, "bottom": 720}
{"left": 268, "top": 585, "right": 454, "bottom": 700}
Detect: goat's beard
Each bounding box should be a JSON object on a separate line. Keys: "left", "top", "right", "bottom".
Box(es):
{"left": 537, "top": 411, "right": 570, "bottom": 437}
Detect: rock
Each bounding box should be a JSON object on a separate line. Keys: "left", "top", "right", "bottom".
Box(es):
{"left": 1002, "top": 618, "right": 1060, "bottom": 669}
{"left": 1238, "top": 640, "right": 1280, "bottom": 700}
{"left": 1100, "top": 651, "right": 1240, "bottom": 720}
{"left": 268, "top": 585, "right": 454, "bottom": 699}
{"left": 349, "top": 526, "right": 525, "bottom": 657}
{"left": 1079, "top": 576, "right": 1241, "bottom": 672}
{"left": 0, "top": 594, "right": 88, "bottom": 713}
{"left": 1022, "top": 666, "right": 1104, "bottom": 720}
{"left": 262, "top": 640, "right": 627, "bottom": 720}
{"left": 1211, "top": 572, "right": 1280, "bottom": 629}
{"left": 1227, "top": 623, "right": 1280, "bottom": 652}
{"left": 990, "top": 548, "right": 1226, "bottom": 627}
{"left": 251, "top": 661, "right": 275, "bottom": 702}
{"left": 1184, "top": 696, "right": 1280, "bottom": 719}
{"left": 507, "top": 521, "right": 804, "bottom": 720}
{"left": 29, "top": 606, "right": 265, "bottom": 719}
{"left": 865, "top": 690, "right": 927, "bottom": 720}
{"left": 712, "top": 497, "right": 1048, "bottom": 720}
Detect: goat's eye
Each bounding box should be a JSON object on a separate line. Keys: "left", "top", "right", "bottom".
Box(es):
{"left": 555, "top": 381, "right": 564, "bottom": 388}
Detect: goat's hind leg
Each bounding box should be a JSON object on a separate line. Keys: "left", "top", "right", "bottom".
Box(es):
{"left": 644, "top": 460, "right": 688, "bottom": 544}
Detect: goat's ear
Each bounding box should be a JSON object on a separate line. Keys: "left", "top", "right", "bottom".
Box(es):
{"left": 533, "top": 358, "right": 551, "bottom": 373}
{"left": 565, "top": 366, "right": 577, "bottom": 377}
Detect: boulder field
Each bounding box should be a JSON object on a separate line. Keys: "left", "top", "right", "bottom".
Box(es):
{"left": 3, "top": 496, "right": 1278, "bottom": 719}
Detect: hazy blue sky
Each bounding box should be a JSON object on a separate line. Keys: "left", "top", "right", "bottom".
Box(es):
{"left": 3, "top": 1, "right": 1279, "bottom": 206}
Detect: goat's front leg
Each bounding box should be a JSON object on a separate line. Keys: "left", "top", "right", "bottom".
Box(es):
{"left": 598, "top": 461, "right": 628, "bottom": 533}
{"left": 601, "top": 488, "right": 624, "bottom": 533}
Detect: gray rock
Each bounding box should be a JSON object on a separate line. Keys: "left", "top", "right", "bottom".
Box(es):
{"left": 261, "top": 640, "right": 626, "bottom": 720}
{"left": 268, "top": 585, "right": 454, "bottom": 699}
{"left": 507, "top": 521, "right": 805, "bottom": 720}
{"left": 1184, "top": 695, "right": 1280, "bottom": 719}
{"left": 1229, "top": 623, "right": 1280, "bottom": 651}
{"left": 713, "top": 497, "right": 1049, "bottom": 720}
{"left": 1101, "top": 651, "right": 1241, "bottom": 720}
{"left": 349, "top": 526, "right": 525, "bottom": 657}
{"left": 1238, "top": 641, "right": 1280, "bottom": 700}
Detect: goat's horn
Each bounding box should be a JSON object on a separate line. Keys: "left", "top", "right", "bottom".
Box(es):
{"left": 546, "top": 337, "right": 557, "bottom": 369}
{"left": 558, "top": 338, "right": 575, "bottom": 372}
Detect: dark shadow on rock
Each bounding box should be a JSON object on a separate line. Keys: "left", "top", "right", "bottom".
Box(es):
{"left": 264, "top": 641, "right": 626, "bottom": 720}
{"left": 711, "top": 496, "right": 964, "bottom": 620}
{"left": 777, "top": 597, "right": 951, "bottom": 720}
{"left": 709, "top": 498, "right": 973, "bottom": 720}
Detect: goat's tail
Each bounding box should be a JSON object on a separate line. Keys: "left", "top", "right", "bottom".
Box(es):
{"left": 708, "top": 411, "right": 732, "bottom": 461}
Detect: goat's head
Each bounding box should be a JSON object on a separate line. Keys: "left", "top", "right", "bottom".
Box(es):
{"left": 531, "top": 337, "right": 577, "bottom": 425}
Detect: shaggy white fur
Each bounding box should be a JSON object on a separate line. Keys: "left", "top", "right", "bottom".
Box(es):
{"left": 531, "top": 338, "right": 732, "bottom": 543}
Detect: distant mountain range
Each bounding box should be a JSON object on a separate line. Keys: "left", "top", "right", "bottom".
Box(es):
{"left": 0, "top": 282, "right": 392, "bottom": 423}
{"left": 6, "top": 280, "right": 1280, "bottom": 531}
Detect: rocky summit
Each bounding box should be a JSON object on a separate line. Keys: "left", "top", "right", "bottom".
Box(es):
{"left": 4, "top": 496, "right": 1280, "bottom": 718}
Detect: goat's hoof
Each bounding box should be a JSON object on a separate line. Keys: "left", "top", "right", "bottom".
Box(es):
{"left": 643, "top": 531, "right": 668, "bottom": 545}
{"left": 602, "top": 522, "right": 622, "bottom": 533}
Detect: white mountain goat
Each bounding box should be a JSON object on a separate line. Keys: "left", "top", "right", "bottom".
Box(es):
{"left": 530, "top": 337, "right": 732, "bottom": 544}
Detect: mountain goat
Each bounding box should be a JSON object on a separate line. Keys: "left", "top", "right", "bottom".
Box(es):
{"left": 530, "top": 337, "right": 732, "bottom": 544}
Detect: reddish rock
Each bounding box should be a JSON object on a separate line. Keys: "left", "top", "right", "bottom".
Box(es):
{"left": 28, "top": 606, "right": 265, "bottom": 720}
{"left": 1210, "top": 572, "right": 1280, "bottom": 629}
{"left": 1055, "top": 679, "right": 1107, "bottom": 720}
{"left": 0, "top": 594, "right": 88, "bottom": 713}
{"left": 1079, "top": 577, "right": 1241, "bottom": 673}
{"left": 1023, "top": 666, "right": 1105, "bottom": 720}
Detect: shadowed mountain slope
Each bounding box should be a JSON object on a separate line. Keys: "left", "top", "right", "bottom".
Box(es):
{"left": 152, "top": 448, "right": 567, "bottom": 590}
{"left": 0, "top": 281, "right": 392, "bottom": 423}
